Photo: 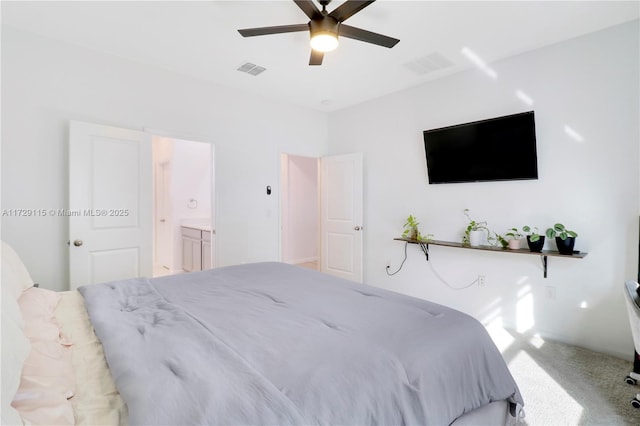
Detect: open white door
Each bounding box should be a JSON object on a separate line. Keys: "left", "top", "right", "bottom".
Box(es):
{"left": 320, "top": 153, "right": 363, "bottom": 282}
{"left": 69, "top": 121, "right": 152, "bottom": 290}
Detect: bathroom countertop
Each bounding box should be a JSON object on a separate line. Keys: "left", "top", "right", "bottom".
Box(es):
{"left": 181, "top": 220, "right": 212, "bottom": 233}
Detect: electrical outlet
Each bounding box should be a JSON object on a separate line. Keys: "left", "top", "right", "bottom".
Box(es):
{"left": 478, "top": 275, "right": 486, "bottom": 286}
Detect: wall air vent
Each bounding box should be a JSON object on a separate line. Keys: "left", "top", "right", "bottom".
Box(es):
{"left": 237, "top": 62, "right": 266, "bottom": 76}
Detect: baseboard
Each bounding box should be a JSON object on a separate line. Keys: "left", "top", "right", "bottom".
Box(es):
{"left": 499, "top": 324, "right": 632, "bottom": 361}
{"left": 289, "top": 256, "right": 318, "bottom": 265}
{"left": 153, "top": 265, "right": 179, "bottom": 276}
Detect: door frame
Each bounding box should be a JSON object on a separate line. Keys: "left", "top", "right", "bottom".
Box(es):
{"left": 278, "top": 151, "right": 363, "bottom": 282}
{"left": 153, "top": 159, "right": 172, "bottom": 270}
{"left": 145, "top": 127, "right": 217, "bottom": 270}
{"left": 279, "top": 153, "right": 321, "bottom": 268}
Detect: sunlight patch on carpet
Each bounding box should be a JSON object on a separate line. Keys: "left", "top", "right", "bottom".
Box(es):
{"left": 509, "top": 350, "right": 584, "bottom": 424}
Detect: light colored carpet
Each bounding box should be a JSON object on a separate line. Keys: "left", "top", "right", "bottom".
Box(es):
{"left": 488, "top": 326, "right": 639, "bottom": 425}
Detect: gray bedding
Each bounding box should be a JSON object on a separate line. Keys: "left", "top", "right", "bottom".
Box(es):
{"left": 79, "top": 262, "right": 523, "bottom": 425}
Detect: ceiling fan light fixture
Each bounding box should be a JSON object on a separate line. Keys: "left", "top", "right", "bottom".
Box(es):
{"left": 310, "top": 32, "right": 339, "bottom": 52}
{"left": 237, "top": 0, "right": 399, "bottom": 66}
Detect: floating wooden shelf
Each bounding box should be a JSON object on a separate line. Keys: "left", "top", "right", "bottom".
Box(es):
{"left": 393, "top": 237, "right": 587, "bottom": 278}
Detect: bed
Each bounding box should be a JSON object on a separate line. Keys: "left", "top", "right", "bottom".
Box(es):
{"left": 3, "top": 241, "right": 524, "bottom": 425}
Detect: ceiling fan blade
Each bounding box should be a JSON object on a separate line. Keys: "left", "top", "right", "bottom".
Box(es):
{"left": 238, "top": 24, "right": 309, "bottom": 37}
{"left": 309, "top": 50, "right": 324, "bottom": 66}
{"left": 294, "top": 0, "right": 322, "bottom": 20}
{"left": 339, "top": 24, "right": 399, "bottom": 48}
{"left": 329, "top": 0, "right": 376, "bottom": 22}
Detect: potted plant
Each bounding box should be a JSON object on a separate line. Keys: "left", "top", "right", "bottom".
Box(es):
{"left": 491, "top": 232, "right": 509, "bottom": 248}
{"left": 522, "top": 226, "right": 545, "bottom": 252}
{"left": 402, "top": 214, "right": 420, "bottom": 240}
{"left": 463, "top": 209, "right": 489, "bottom": 247}
{"left": 402, "top": 215, "right": 432, "bottom": 242}
{"left": 546, "top": 223, "right": 578, "bottom": 255}
{"left": 504, "top": 227, "right": 523, "bottom": 250}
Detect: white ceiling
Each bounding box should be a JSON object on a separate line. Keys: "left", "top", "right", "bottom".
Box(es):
{"left": 3, "top": 1, "right": 638, "bottom": 112}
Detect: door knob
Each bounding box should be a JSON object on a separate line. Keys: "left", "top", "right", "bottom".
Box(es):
{"left": 354, "top": 226, "right": 362, "bottom": 231}
{"left": 73, "top": 239, "right": 83, "bottom": 247}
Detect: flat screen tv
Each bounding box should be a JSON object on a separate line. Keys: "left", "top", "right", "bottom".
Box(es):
{"left": 423, "top": 111, "right": 538, "bottom": 184}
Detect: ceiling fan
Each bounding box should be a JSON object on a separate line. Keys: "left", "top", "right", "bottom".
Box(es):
{"left": 237, "top": 0, "right": 400, "bottom": 66}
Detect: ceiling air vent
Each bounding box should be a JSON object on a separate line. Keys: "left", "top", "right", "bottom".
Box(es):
{"left": 404, "top": 53, "right": 454, "bottom": 75}
{"left": 237, "top": 62, "right": 266, "bottom": 76}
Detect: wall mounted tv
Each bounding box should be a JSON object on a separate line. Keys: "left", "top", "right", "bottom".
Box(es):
{"left": 423, "top": 111, "right": 538, "bottom": 184}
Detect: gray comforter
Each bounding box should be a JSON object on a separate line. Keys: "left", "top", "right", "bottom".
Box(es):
{"left": 79, "top": 262, "right": 523, "bottom": 425}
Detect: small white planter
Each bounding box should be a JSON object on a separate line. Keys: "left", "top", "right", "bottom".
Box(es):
{"left": 508, "top": 239, "right": 521, "bottom": 250}
{"left": 469, "top": 230, "right": 485, "bottom": 247}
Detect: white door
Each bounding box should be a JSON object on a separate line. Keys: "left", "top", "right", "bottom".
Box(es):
{"left": 320, "top": 153, "right": 364, "bottom": 282}
{"left": 69, "top": 121, "right": 152, "bottom": 290}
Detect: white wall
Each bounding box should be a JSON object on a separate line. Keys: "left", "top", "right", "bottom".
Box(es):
{"left": 1, "top": 27, "right": 328, "bottom": 290}
{"left": 328, "top": 21, "right": 640, "bottom": 358}
{"left": 171, "top": 140, "right": 212, "bottom": 226}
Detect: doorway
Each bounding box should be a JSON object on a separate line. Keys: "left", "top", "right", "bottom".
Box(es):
{"left": 152, "top": 136, "right": 215, "bottom": 277}
{"left": 280, "top": 154, "right": 320, "bottom": 271}
{"left": 280, "top": 152, "right": 364, "bottom": 282}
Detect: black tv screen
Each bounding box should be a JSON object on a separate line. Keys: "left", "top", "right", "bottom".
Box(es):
{"left": 423, "top": 111, "right": 538, "bottom": 184}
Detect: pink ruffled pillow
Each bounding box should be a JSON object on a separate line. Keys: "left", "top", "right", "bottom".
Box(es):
{"left": 12, "top": 287, "right": 75, "bottom": 425}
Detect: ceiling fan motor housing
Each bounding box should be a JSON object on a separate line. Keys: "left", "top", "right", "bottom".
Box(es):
{"left": 309, "top": 15, "right": 340, "bottom": 39}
